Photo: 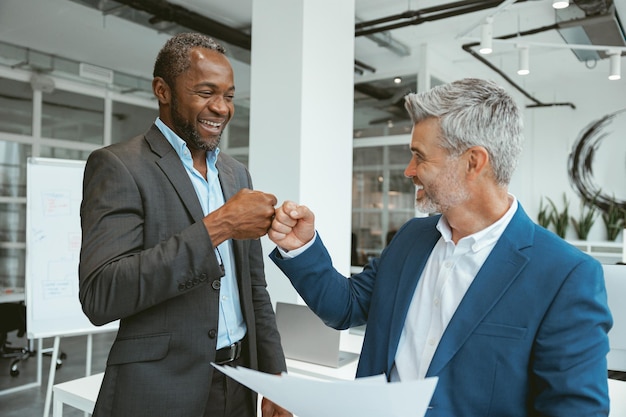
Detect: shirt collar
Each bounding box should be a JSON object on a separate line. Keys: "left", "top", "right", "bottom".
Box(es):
{"left": 436, "top": 195, "right": 518, "bottom": 253}
{"left": 154, "top": 117, "right": 220, "bottom": 166}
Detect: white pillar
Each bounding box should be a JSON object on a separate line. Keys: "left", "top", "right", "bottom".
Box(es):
{"left": 249, "top": 0, "right": 355, "bottom": 304}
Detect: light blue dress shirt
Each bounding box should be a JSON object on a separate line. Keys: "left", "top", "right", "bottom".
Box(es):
{"left": 155, "top": 118, "right": 246, "bottom": 349}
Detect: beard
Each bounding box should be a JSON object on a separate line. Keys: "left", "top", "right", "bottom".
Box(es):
{"left": 170, "top": 95, "right": 221, "bottom": 152}
{"left": 415, "top": 158, "right": 470, "bottom": 214}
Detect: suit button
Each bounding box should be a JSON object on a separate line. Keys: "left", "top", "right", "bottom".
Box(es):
{"left": 211, "top": 280, "right": 221, "bottom": 290}
{"left": 199, "top": 273, "right": 208, "bottom": 282}
{"left": 185, "top": 280, "right": 193, "bottom": 289}
{"left": 178, "top": 283, "right": 185, "bottom": 291}
{"left": 208, "top": 329, "right": 217, "bottom": 338}
{"left": 193, "top": 278, "right": 200, "bottom": 285}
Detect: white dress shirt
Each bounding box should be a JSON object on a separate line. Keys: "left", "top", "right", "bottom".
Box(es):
{"left": 390, "top": 197, "right": 518, "bottom": 381}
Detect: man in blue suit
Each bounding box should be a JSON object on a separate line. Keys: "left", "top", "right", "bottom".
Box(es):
{"left": 268, "top": 78, "right": 612, "bottom": 416}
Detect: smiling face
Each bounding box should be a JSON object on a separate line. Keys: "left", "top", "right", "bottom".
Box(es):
{"left": 404, "top": 117, "right": 470, "bottom": 214}
{"left": 156, "top": 47, "right": 235, "bottom": 152}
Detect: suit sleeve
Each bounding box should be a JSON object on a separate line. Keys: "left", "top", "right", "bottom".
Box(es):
{"left": 269, "top": 234, "right": 375, "bottom": 330}
{"left": 79, "top": 147, "right": 224, "bottom": 325}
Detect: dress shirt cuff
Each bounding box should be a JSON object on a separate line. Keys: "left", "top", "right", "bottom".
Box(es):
{"left": 276, "top": 231, "right": 318, "bottom": 259}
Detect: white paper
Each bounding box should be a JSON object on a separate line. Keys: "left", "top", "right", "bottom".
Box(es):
{"left": 212, "top": 364, "right": 437, "bottom": 417}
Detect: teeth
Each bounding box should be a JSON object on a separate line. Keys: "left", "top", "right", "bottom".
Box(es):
{"left": 416, "top": 184, "right": 424, "bottom": 190}
{"left": 200, "top": 120, "right": 221, "bottom": 127}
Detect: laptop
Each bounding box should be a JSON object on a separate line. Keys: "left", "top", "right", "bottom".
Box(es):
{"left": 604, "top": 264, "right": 626, "bottom": 372}
{"left": 275, "top": 302, "right": 359, "bottom": 368}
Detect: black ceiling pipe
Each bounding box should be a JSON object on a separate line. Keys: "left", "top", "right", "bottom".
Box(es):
{"left": 461, "top": 42, "right": 576, "bottom": 109}
{"left": 355, "top": 0, "right": 500, "bottom": 30}
{"left": 113, "top": 0, "right": 252, "bottom": 50}
{"left": 111, "top": 0, "right": 378, "bottom": 73}
{"left": 460, "top": 12, "right": 617, "bottom": 109}
{"left": 355, "top": 0, "right": 506, "bottom": 37}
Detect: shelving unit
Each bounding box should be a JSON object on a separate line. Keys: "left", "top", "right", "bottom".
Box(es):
{"left": 568, "top": 240, "right": 625, "bottom": 265}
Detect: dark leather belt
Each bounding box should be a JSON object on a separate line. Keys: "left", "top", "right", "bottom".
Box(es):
{"left": 215, "top": 339, "right": 243, "bottom": 365}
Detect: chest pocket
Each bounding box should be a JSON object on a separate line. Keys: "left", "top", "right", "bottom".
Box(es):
{"left": 473, "top": 322, "right": 527, "bottom": 340}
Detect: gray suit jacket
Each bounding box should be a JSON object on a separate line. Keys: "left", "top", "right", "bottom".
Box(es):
{"left": 79, "top": 125, "right": 286, "bottom": 417}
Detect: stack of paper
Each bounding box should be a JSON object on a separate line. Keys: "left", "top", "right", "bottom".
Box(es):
{"left": 213, "top": 364, "right": 438, "bottom": 417}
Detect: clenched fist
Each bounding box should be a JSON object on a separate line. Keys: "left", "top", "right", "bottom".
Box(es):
{"left": 204, "top": 188, "right": 277, "bottom": 246}
{"left": 268, "top": 201, "right": 315, "bottom": 251}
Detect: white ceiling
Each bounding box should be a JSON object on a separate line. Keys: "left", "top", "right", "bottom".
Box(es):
{"left": 0, "top": 0, "right": 624, "bottom": 116}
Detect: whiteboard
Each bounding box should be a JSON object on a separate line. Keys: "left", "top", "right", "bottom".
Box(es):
{"left": 26, "top": 157, "right": 118, "bottom": 339}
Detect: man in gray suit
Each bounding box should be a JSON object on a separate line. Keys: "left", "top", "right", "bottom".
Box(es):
{"left": 79, "top": 33, "right": 291, "bottom": 417}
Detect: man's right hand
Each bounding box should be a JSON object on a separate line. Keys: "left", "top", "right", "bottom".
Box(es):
{"left": 268, "top": 201, "right": 315, "bottom": 251}
{"left": 204, "top": 188, "right": 277, "bottom": 247}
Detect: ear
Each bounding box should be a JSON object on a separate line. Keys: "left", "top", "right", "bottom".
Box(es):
{"left": 152, "top": 77, "right": 170, "bottom": 105}
{"left": 465, "top": 146, "right": 489, "bottom": 179}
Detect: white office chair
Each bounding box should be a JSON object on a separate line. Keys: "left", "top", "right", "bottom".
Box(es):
{"left": 609, "top": 378, "right": 626, "bottom": 417}
{"left": 603, "top": 264, "right": 626, "bottom": 372}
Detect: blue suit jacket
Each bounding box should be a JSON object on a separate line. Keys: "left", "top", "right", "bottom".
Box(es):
{"left": 271, "top": 205, "right": 612, "bottom": 416}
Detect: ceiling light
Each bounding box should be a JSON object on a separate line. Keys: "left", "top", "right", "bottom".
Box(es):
{"left": 608, "top": 50, "right": 621, "bottom": 81}
{"left": 552, "top": 0, "right": 569, "bottom": 9}
{"left": 479, "top": 17, "right": 493, "bottom": 55}
{"left": 393, "top": 77, "right": 402, "bottom": 84}
{"left": 517, "top": 45, "right": 529, "bottom": 75}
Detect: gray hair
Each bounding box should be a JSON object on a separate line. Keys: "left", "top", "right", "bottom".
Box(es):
{"left": 153, "top": 32, "right": 226, "bottom": 89}
{"left": 404, "top": 78, "right": 523, "bottom": 186}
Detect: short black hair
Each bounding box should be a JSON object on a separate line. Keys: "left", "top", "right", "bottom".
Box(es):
{"left": 153, "top": 32, "right": 226, "bottom": 88}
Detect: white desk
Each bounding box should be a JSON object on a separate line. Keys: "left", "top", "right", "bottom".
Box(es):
{"left": 609, "top": 378, "right": 626, "bottom": 417}
{"left": 52, "top": 373, "right": 103, "bottom": 417}
{"left": 49, "top": 329, "right": 363, "bottom": 417}
{"left": 49, "top": 356, "right": 358, "bottom": 417}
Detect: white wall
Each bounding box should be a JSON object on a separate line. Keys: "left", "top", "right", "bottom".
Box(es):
{"left": 513, "top": 81, "right": 626, "bottom": 242}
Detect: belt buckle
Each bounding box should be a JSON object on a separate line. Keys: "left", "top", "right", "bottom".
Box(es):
{"left": 215, "top": 340, "right": 241, "bottom": 365}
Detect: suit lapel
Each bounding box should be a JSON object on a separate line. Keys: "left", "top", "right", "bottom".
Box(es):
{"left": 426, "top": 206, "right": 533, "bottom": 376}
{"left": 145, "top": 125, "right": 205, "bottom": 222}
{"left": 216, "top": 155, "right": 237, "bottom": 201}
{"left": 386, "top": 217, "right": 441, "bottom": 371}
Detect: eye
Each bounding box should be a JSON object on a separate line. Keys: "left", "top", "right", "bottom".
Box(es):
{"left": 412, "top": 152, "right": 424, "bottom": 163}
{"left": 196, "top": 90, "right": 213, "bottom": 98}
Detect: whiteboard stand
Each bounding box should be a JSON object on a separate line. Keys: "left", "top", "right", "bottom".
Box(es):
{"left": 24, "top": 158, "right": 119, "bottom": 417}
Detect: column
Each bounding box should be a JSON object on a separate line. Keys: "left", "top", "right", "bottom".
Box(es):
{"left": 249, "top": 0, "right": 355, "bottom": 303}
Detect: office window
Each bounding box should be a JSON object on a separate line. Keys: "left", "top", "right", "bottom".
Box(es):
{"left": 0, "top": 141, "right": 30, "bottom": 198}
{"left": 42, "top": 90, "right": 104, "bottom": 144}
{"left": 0, "top": 247, "right": 25, "bottom": 290}
{"left": 39, "top": 146, "right": 92, "bottom": 161}
{"left": 228, "top": 103, "right": 250, "bottom": 148}
{"left": 0, "top": 78, "right": 32, "bottom": 135}
{"left": 352, "top": 144, "right": 416, "bottom": 266}
{"left": 111, "top": 101, "right": 157, "bottom": 144}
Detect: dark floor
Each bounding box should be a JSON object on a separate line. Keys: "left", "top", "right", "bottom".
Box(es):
{"left": 0, "top": 331, "right": 116, "bottom": 417}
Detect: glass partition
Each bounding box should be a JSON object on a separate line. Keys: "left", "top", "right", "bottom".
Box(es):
{"left": 111, "top": 101, "right": 157, "bottom": 144}
{"left": 352, "top": 144, "right": 416, "bottom": 266}
{"left": 42, "top": 90, "right": 104, "bottom": 144}
{"left": 0, "top": 79, "right": 32, "bottom": 135}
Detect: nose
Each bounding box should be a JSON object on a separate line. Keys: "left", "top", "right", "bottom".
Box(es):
{"left": 404, "top": 159, "right": 416, "bottom": 179}
{"left": 208, "top": 96, "right": 230, "bottom": 116}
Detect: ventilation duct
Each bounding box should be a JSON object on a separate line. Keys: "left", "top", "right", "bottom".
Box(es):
{"left": 557, "top": 1, "right": 626, "bottom": 61}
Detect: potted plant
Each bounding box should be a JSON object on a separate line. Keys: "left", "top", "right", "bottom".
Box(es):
{"left": 571, "top": 195, "right": 598, "bottom": 240}
{"left": 547, "top": 194, "right": 569, "bottom": 239}
{"left": 602, "top": 200, "right": 625, "bottom": 241}
{"left": 537, "top": 197, "right": 551, "bottom": 229}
